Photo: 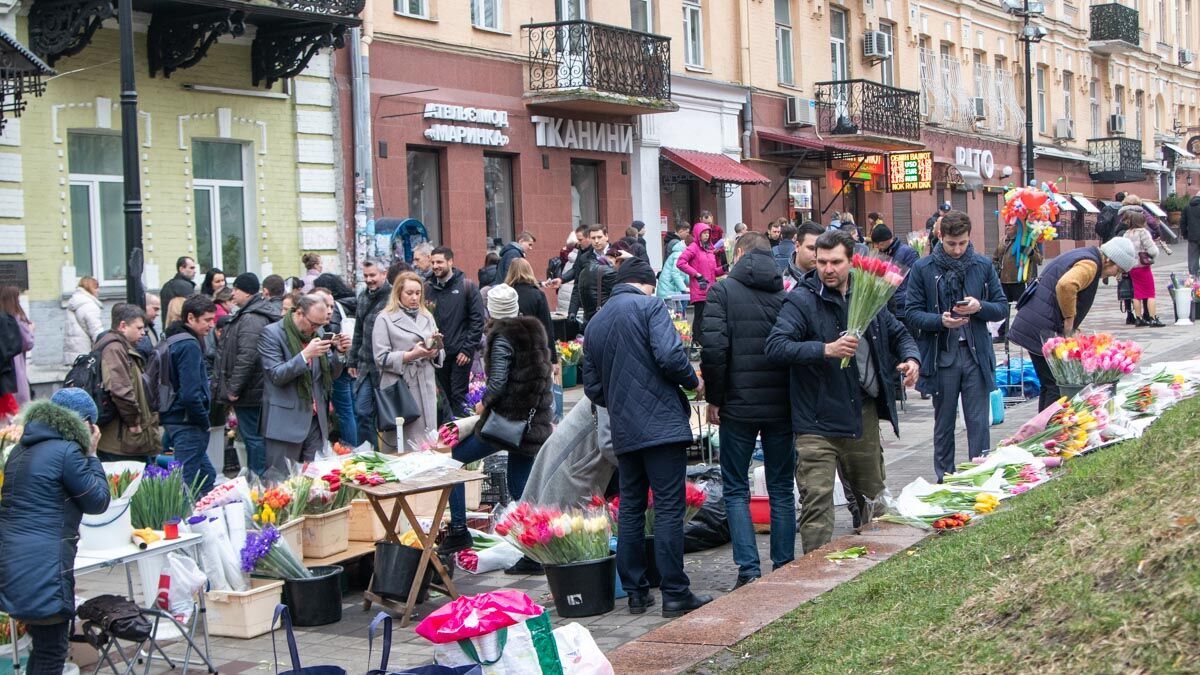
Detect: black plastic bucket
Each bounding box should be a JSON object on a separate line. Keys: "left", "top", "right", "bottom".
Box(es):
{"left": 543, "top": 556, "right": 616, "bottom": 618}
{"left": 371, "top": 541, "right": 434, "bottom": 603}
{"left": 282, "top": 565, "right": 343, "bottom": 627}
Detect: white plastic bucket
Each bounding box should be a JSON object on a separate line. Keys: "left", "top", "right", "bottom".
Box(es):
{"left": 78, "top": 498, "right": 131, "bottom": 551}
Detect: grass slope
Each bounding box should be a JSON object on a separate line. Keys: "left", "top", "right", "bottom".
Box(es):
{"left": 720, "top": 397, "right": 1200, "bottom": 674}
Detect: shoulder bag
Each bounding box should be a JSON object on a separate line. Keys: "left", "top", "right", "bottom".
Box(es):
{"left": 376, "top": 379, "right": 421, "bottom": 431}
{"left": 478, "top": 407, "right": 536, "bottom": 452}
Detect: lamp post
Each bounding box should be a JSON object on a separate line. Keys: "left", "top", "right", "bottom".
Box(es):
{"left": 118, "top": 0, "right": 144, "bottom": 308}
{"left": 1006, "top": 0, "right": 1047, "bottom": 186}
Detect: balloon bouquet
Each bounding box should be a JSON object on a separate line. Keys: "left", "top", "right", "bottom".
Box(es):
{"left": 1000, "top": 181, "right": 1062, "bottom": 282}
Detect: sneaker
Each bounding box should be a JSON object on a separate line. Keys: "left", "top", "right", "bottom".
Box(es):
{"left": 1149, "top": 316, "right": 1165, "bottom": 327}
{"left": 662, "top": 593, "right": 713, "bottom": 618}
{"left": 732, "top": 575, "right": 759, "bottom": 591}
{"left": 439, "top": 526, "right": 473, "bottom": 554}
{"left": 504, "top": 556, "right": 545, "bottom": 575}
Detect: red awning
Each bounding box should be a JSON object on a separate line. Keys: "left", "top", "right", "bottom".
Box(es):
{"left": 660, "top": 148, "right": 771, "bottom": 184}
{"left": 756, "top": 131, "right": 884, "bottom": 157}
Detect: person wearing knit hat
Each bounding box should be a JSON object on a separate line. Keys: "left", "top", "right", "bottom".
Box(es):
{"left": 232, "top": 272, "right": 260, "bottom": 296}
{"left": 614, "top": 257, "right": 657, "bottom": 288}
{"left": 1009, "top": 237, "right": 1137, "bottom": 410}
{"left": 51, "top": 387, "right": 99, "bottom": 424}
{"left": 486, "top": 283, "right": 520, "bottom": 319}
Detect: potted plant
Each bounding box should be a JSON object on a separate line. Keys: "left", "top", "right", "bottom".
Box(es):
{"left": 1163, "top": 193, "right": 1189, "bottom": 227}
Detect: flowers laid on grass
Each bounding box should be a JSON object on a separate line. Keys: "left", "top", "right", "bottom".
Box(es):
{"left": 842, "top": 254, "right": 907, "bottom": 367}
{"left": 931, "top": 513, "right": 971, "bottom": 530}
{"left": 493, "top": 502, "right": 611, "bottom": 565}
{"left": 556, "top": 339, "right": 583, "bottom": 366}
{"left": 1122, "top": 385, "right": 1157, "bottom": 416}
{"left": 130, "top": 463, "right": 200, "bottom": 530}
{"left": 1042, "top": 334, "right": 1142, "bottom": 387}
{"left": 239, "top": 525, "right": 311, "bottom": 580}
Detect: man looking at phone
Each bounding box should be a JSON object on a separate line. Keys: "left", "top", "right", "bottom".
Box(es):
{"left": 426, "top": 246, "right": 485, "bottom": 418}
{"left": 258, "top": 293, "right": 348, "bottom": 474}
{"left": 904, "top": 211, "right": 1008, "bottom": 481}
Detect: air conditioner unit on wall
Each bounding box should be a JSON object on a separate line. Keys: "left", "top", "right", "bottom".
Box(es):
{"left": 1181, "top": 49, "right": 1195, "bottom": 65}
{"left": 864, "top": 30, "right": 893, "bottom": 59}
{"left": 1054, "top": 118, "right": 1076, "bottom": 140}
{"left": 786, "top": 96, "right": 817, "bottom": 127}
{"left": 1109, "top": 113, "right": 1126, "bottom": 135}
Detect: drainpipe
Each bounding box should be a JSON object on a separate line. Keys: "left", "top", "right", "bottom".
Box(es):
{"left": 742, "top": 95, "right": 753, "bottom": 159}
{"left": 738, "top": 0, "right": 752, "bottom": 159}
{"left": 350, "top": 27, "right": 373, "bottom": 282}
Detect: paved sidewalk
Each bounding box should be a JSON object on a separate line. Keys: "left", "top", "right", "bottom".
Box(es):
{"left": 72, "top": 258, "right": 1200, "bottom": 673}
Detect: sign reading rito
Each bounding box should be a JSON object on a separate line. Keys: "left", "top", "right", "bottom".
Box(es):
{"left": 887, "top": 151, "right": 933, "bottom": 192}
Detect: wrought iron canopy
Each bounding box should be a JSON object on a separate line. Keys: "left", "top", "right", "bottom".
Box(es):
{"left": 1088, "top": 136, "right": 1144, "bottom": 183}
{"left": 0, "top": 27, "right": 54, "bottom": 131}
{"left": 28, "top": 0, "right": 362, "bottom": 87}
{"left": 1089, "top": 3, "right": 1139, "bottom": 52}
{"left": 812, "top": 79, "right": 922, "bottom": 147}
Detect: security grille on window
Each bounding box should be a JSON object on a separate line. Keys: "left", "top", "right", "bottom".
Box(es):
{"left": 192, "top": 140, "right": 249, "bottom": 277}
{"left": 68, "top": 132, "right": 125, "bottom": 282}
{"left": 775, "top": 0, "right": 794, "bottom": 85}
{"left": 471, "top": 0, "right": 500, "bottom": 30}
{"left": 683, "top": 0, "right": 704, "bottom": 67}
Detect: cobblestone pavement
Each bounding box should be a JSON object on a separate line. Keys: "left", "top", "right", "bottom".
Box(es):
{"left": 72, "top": 258, "right": 1200, "bottom": 673}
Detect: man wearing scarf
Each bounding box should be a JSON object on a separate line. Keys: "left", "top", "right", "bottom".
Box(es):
{"left": 258, "top": 293, "right": 348, "bottom": 475}
{"left": 904, "top": 211, "right": 1008, "bottom": 482}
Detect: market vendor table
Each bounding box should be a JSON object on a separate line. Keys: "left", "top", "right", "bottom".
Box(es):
{"left": 357, "top": 469, "right": 486, "bottom": 627}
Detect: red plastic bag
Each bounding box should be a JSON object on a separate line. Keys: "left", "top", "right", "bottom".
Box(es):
{"left": 415, "top": 590, "right": 544, "bottom": 645}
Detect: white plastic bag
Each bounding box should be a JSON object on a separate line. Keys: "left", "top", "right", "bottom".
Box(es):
{"left": 434, "top": 613, "right": 561, "bottom": 675}
{"left": 553, "top": 623, "right": 613, "bottom": 675}
{"left": 455, "top": 530, "right": 523, "bottom": 574}
{"left": 155, "top": 553, "right": 207, "bottom": 622}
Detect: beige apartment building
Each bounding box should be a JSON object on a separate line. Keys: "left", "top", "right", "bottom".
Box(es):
{"left": 339, "top": 0, "right": 1200, "bottom": 270}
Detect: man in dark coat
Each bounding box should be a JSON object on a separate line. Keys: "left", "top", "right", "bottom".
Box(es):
{"left": 620, "top": 225, "right": 651, "bottom": 264}
{"left": 159, "top": 256, "right": 198, "bottom": 310}
{"left": 495, "top": 231, "right": 536, "bottom": 284}
{"left": 1095, "top": 191, "right": 1127, "bottom": 243}
{"left": 904, "top": 212, "right": 1008, "bottom": 481}
{"left": 160, "top": 295, "right": 217, "bottom": 494}
{"left": 1009, "top": 237, "right": 1137, "bottom": 409}
{"left": 426, "top": 247, "right": 485, "bottom": 417}
{"left": 699, "top": 233, "right": 791, "bottom": 587}
{"left": 771, "top": 222, "right": 797, "bottom": 272}
{"left": 0, "top": 390, "right": 108, "bottom": 674}
{"left": 871, "top": 223, "right": 919, "bottom": 322}
{"left": 349, "top": 259, "right": 391, "bottom": 447}
{"left": 583, "top": 258, "right": 712, "bottom": 619}
{"left": 766, "top": 230, "right": 920, "bottom": 553}
{"left": 214, "top": 273, "right": 279, "bottom": 475}
{"left": 1180, "top": 193, "right": 1200, "bottom": 277}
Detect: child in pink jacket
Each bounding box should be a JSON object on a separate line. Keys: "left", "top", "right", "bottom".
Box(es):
{"left": 676, "top": 223, "right": 720, "bottom": 343}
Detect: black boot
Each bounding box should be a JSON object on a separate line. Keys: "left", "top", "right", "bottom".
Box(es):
{"left": 504, "top": 555, "right": 545, "bottom": 575}
{"left": 662, "top": 592, "right": 713, "bottom": 618}
{"left": 439, "top": 526, "right": 473, "bottom": 554}
{"left": 1149, "top": 316, "right": 1165, "bottom": 327}
{"left": 628, "top": 591, "right": 657, "bottom": 615}
{"left": 1126, "top": 311, "right": 1137, "bottom": 325}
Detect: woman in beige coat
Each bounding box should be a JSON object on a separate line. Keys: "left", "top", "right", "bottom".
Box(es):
{"left": 372, "top": 271, "right": 444, "bottom": 451}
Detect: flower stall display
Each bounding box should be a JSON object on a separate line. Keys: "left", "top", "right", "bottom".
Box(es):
{"left": 130, "top": 462, "right": 202, "bottom": 530}
{"left": 672, "top": 319, "right": 693, "bottom": 349}
{"left": 842, "top": 254, "right": 907, "bottom": 367}
{"left": 106, "top": 468, "right": 140, "bottom": 499}
{"left": 602, "top": 482, "right": 708, "bottom": 535}
{"left": 557, "top": 338, "right": 584, "bottom": 388}
{"left": 463, "top": 374, "right": 486, "bottom": 416}
{"left": 1000, "top": 182, "right": 1062, "bottom": 282}
{"left": 494, "top": 503, "right": 611, "bottom": 565}
{"left": 1042, "top": 334, "right": 1143, "bottom": 389}
{"left": 240, "top": 525, "right": 311, "bottom": 580}
{"left": 907, "top": 231, "right": 929, "bottom": 257}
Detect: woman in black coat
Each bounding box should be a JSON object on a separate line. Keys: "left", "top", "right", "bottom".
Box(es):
{"left": 504, "top": 258, "right": 558, "bottom": 365}
{"left": 441, "top": 283, "right": 553, "bottom": 562}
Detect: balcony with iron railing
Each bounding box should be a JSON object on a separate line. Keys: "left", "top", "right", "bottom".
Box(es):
{"left": 1089, "top": 3, "right": 1139, "bottom": 54}
{"left": 1088, "top": 136, "right": 1144, "bottom": 183}
{"left": 522, "top": 20, "right": 676, "bottom": 115}
{"left": 813, "top": 79, "right": 922, "bottom": 150}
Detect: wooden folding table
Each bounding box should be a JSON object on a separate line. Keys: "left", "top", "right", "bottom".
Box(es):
{"left": 357, "top": 468, "right": 485, "bottom": 627}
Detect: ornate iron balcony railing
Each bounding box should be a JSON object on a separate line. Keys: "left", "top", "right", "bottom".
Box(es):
{"left": 1090, "top": 3, "right": 1139, "bottom": 47}
{"left": 813, "top": 79, "right": 922, "bottom": 142}
{"left": 1088, "top": 136, "right": 1143, "bottom": 183}
{"left": 523, "top": 20, "right": 671, "bottom": 103}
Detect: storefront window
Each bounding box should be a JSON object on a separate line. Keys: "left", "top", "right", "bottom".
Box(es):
{"left": 484, "top": 154, "right": 515, "bottom": 245}
{"left": 407, "top": 148, "right": 442, "bottom": 244}
{"left": 68, "top": 132, "right": 125, "bottom": 282}
{"left": 571, "top": 160, "right": 600, "bottom": 229}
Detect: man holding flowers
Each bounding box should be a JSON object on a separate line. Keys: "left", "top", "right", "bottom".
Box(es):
{"left": 904, "top": 211, "right": 1008, "bottom": 481}
{"left": 766, "top": 230, "right": 920, "bottom": 553}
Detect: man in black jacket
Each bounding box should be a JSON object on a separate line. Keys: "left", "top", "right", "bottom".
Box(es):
{"left": 563, "top": 224, "right": 598, "bottom": 319}
{"left": 214, "top": 273, "right": 279, "bottom": 476}
{"left": 495, "top": 231, "right": 536, "bottom": 283}
{"left": 699, "top": 232, "right": 791, "bottom": 588}
{"left": 620, "top": 225, "right": 650, "bottom": 264}
{"left": 426, "top": 247, "right": 485, "bottom": 417}
{"left": 766, "top": 230, "right": 920, "bottom": 553}
{"left": 349, "top": 259, "right": 391, "bottom": 447}
{"left": 1181, "top": 193, "right": 1200, "bottom": 277}
{"left": 159, "top": 256, "right": 197, "bottom": 310}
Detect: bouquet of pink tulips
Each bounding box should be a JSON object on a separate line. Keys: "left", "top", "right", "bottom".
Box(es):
{"left": 842, "top": 254, "right": 907, "bottom": 367}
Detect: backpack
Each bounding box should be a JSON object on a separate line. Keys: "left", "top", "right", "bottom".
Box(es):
{"left": 76, "top": 594, "right": 152, "bottom": 642}
{"left": 63, "top": 351, "right": 116, "bottom": 426}
{"left": 142, "top": 332, "right": 197, "bottom": 414}
{"left": 1096, "top": 205, "right": 1119, "bottom": 243}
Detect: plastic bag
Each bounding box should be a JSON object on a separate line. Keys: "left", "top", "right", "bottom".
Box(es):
{"left": 433, "top": 612, "right": 561, "bottom": 675}
{"left": 415, "top": 590, "right": 543, "bottom": 645}
{"left": 552, "top": 623, "right": 613, "bottom": 675}
{"left": 683, "top": 466, "right": 729, "bottom": 553}
{"left": 155, "top": 553, "right": 206, "bottom": 622}
{"left": 454, "top": 531, "right": 523, "bottom": 574}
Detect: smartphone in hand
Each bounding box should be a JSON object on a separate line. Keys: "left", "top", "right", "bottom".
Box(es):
{"left": 951, "top": 299, "right": 970, "bottom": 318}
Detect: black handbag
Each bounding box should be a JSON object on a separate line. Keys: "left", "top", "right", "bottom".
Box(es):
{"left": 76, "top": 594, "right": 152, "bottom": 643}
{"left": 1117, "top": 274, "right": 1135, "bottom": 301}
{"left": 375, "top": 379, "right": 421, "bottom": 431}
{"left": 478, "top": 407, "right": 536, "bottom": 452}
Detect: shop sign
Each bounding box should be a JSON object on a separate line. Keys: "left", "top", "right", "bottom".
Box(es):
{"left": 1188, "top": 135, "right": 1200, "bottom": 156}
{"left": 887, "top": 151, "right": 933, "bottom": 192}
{"left": 789, "top": 179, "right": 812, "bottom": 210}
{"left": 955, "top": 146, "right": 995, "bottom": 179}
{"left": 423, "top": 103, "right": 510, "bottom": 147}
{"left": 830, "top": 155, "right": 884, "bottom": 174}
{"left": 531, "top": 116, "right": 634, "bottom": 154}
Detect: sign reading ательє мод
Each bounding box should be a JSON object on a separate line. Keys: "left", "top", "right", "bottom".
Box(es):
{"left": 423, "top": 103, "right": 511, "bottom": 147}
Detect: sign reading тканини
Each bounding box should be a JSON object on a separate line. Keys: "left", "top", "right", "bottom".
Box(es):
{"left": 531, "top": 116, "right": 634, "bottom": 154}
{"left": 423, "top": 103, "right": 510, "bottom": 147}
{"left": 887, "top": 151, "right": 933, "bottom": 192}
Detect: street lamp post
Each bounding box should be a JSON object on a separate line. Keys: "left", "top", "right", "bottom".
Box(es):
{"left": 1006, "top": 0, "right": 1047, "bottom": 186}
{"left": 118, "top": 0, "right": 145, "bottom": 308}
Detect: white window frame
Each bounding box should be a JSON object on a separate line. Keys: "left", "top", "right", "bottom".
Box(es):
{"left": 471, "top": 0, "right": 501, "bottom": 30}
{"left": 776, "top": 0, "right": 794, "bottom": 86}
{"left": 940, "top": 44, "right": 954, "bottom": 121}
{"left": 683, "top": 0, "right": 704, "bottom": 68}
{"left": 1063, "top": 71, "right": 1074, "bottom": 121}
{"left": 69, "top": 174, "right": 124, "bottom": 285}
{"left": 830, "top": 8, "right": 848, "bottom": 81}
{"left": 879, "top": 22, "right": 895, "bottom": 87}
{"left": 559, "top": 0, "right": 587, "bottom": 21}
{"left": 192, "top": 140, "right": 253, "bottom": 276}
{"left": 631, "top": 0, "right": 652, "bottom": 32}
{"left": 396, "top": 0, "right": 429, "bottom": 19}
{"left": 1135, "top": 89, "right": 1144, "bottom": 140}
{"left": 1090, "top": 78, "right": 1101, "bottom": 138}
{"left": 1036, "top": 66, "right": 1047, "bottom": 133}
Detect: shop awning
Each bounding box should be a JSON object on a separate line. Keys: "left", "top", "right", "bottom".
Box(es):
{"left": 1054, "top": 194, "right": 1077, "bottom": 211}
{"left": 1164, "top": 142, "right": 1196, "bottom": 159}
{"left": 1142, "top": 161, "right": 1167, "bottom": 172}
{"left": 756, "top": 131, "right": 884, "bottom": 159}
{"left": 1144, "top": 202, "right": 1168, "bottom": 217}
{"left": 1071, "top": 195, "right": 1102, "bottom": 213}
{"left": 660, "top": 148, "right": 770, "bottom": 185}
{"left": 1033, "top": 145, "right": 1092, "bottom": 163}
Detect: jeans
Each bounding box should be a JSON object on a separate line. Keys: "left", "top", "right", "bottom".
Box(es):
{"left": 165, "top": 424, "right": 215, "bottom": 496}
{"left": 353, "top": 374, "right": 378, "bottom": 449}
{"left": 435, "top": 357, "right": 472, "bottom": 420}
{"left": 448, "top": 435, "right": 534, "bottom": 530}
{"left": 233, "top": 404, "right": 267, "bottom": 476}
{"left": 1030, "top": 353, "right": 1059, "bottom": 411}
{"left": 719, "top": 418, "right": 795, "bottom": 579}
{"left": 616, "top": 444, "right": 691, "bottom": 602}
{"left": 932, "top": 343, "right": 993, "bottom": 480}
{"left": 331, "top": 371, "right": 358, "bottom": 446}
{"left": 25, "top": 621, "right": 69, "bottom": 675}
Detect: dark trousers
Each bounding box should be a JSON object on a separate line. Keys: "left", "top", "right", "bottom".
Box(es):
{"left": 330, "top": 371, "right": 358, "bottom": 446}
{"left": 690, "top": 302, "right": 706, "bottom": 349}
{"left": 435, "top": 357, "right": 472, "bottom": 419}
{"left": 616, "top": 444, "right": 690, "bottom": 601}
{"left": 234, "top": 404, "right": 267, "bottom": 476}
{"left": 932, "top": 343, "right": 992, "bottom": 480}
{"left": 1030, "top": 353, "right": 1059, "bottom": 411}
{"left": 165, "top": 424, "right": 215, "bottom": 496}
{"left": 353, "top": 374, "right": 378, "bottom": 449}
{"left": 448, "top": 435, "right": 534, "bottom": 529}
{"left": 25, "top": 621, "right": 69, "bottom": 675}
{"left": 719, "top": 418, "right": 795, "bottom": 578}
